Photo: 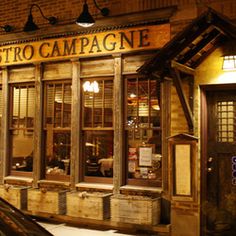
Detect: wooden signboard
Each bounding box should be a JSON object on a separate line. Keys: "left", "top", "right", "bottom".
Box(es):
{"left": 168, "top": 133, "right": 198, "bottom": 201}
{"left": 0, "top": 24, "right": 170, "bottom": 66}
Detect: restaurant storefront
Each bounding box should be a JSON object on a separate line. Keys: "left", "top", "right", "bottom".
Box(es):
{"left": 0, "top": 4, "right": 236, "bottom": 236}
{"left": 0, "top": 7, "right": 175, "bottom": 235}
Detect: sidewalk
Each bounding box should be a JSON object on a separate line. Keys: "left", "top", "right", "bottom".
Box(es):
{"left": 38, "top": 221, "right": 156, "bottom": 236}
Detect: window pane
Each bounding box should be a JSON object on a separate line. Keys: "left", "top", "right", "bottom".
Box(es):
{"left": 138, "top": 79, "right": 149, "bottom": 125}
{"left": 83, "top": 79, "right": 113, "bottom": 128}
{"left": 27, "top": 87, "right": 35, "bottom": 127}
{"left": 45, "top": 131, "right": 71, "bottom": 176}
{"left": 0, "top": 87, "right": 2, "bottom": 129}
{"left": 10, "top": 130, "right": 33, "bottom": 172}
{"left": 217, "top": 101, "right": 236, "bottom": 142}
{"left": 55, "top": 84, "right": 63, "bottom": 127}
{"left": 44, "top": 81, "right": 71, "bottom": 180}
{"left": 150, "top": 80, "right": 160, "bottom": 127}
{"left": 125, "top": 77, "right": 162, "bottom": 186}
{"left": 63, "top": 84, "right": 72, "bottom": 127}
{"left": 10, "top": 84, "right": 35, "bottom": 173}
{"left": 127, "top": 129, "right": 162, "bottom": 182}
{"left": 104, "top": 80, "right": 113, "bottom": 127}
{"left": 44, "top": 82, "right": 71, "bottom": 128}
{"left": 94, "top": 81, "right": 103, "bottom": 128}
{"left": 83, "top": 130, "right": 113, "bottom": 177}
{"left": 11, "top": 85, "right": 35, "bottom": 129}
{"left": 45, "top": 84, "right": 54, "bottom": 125}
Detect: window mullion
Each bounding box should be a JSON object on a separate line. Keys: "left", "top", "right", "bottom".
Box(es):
{"left": 92, "top": 91, "right": 95, "bottom": 128}
{"left": 52, "top": 84, "right": 56, "bottom": 128}
{"left": 61, "top": 83, "right": 65, "bottom": 127}
{"left": 102, "top": 81, "right": 105, "bottom": 127}
{"left": 148, "top": 79, "right": 150, "bottom": 128}
{"left": 136, "top": 78, "right": 139, "bottom": 123}
{"left": 26, "top": 85, "right": 29, "bottom": 129}
{"left": 18, "top": 86, "right": 21, "bottom": 129}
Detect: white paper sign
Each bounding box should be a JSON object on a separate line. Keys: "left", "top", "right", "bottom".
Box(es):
{"left": 175, "top": 144, "right": 191, "bottom": 195}
{"left": 139, "top": 147, "right": 152, "bottom": 166}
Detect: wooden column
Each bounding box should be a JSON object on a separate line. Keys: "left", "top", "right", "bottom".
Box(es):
{"left": 162, "top": 78, "right": 171, "bottom": 196}
{"left": 0, "top": 67, "right": 9, "bottom": 184}
{"left": 113, "top": 54, "right": 123, "bottom": 194}
{"left": 71, "top": 59, "right": 81, "bottom": 187}
{"left": 33, "top": 63, "right": 43, "bottom": 187}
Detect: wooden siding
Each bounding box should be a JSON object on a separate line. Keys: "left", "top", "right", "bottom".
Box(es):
{"left": 43, "top": 61, "right": 72, "bottom": 80}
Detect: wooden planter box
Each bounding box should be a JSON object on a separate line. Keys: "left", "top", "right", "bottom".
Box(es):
{"left": 66, "top": 191, "right": 112, "bottom": 220}
{"left": 111, "top": 195, "right": 161, "bottom": 225}
{"left": 0, "top": 185, "right": 28, "bottom": 210}
{"left": 27, "top": 188, "right": 66, "bottom": 215}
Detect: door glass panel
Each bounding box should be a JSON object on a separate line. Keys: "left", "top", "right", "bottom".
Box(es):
{"left": 217, "top": 101, "right": 235, "bottom": 142}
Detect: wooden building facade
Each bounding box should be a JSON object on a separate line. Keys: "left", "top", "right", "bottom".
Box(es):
{"left": 0, "top": 1, "right": 236, "bottom": 236}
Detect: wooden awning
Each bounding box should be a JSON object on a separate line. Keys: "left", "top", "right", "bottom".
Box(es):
{"left": 138, "top": 8, "right": 236, "bottom": 76}
{"left": 137, "top": 8, "right": 236, "bottom": 132}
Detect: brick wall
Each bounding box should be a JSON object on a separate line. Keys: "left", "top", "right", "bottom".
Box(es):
{"left": 0, "top": 0, "right": 235, "bottom": 35}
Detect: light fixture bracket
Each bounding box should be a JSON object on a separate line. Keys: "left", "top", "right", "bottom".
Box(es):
{"left": 0, "top": 25, "right": 13, "bottom": 32}
{"left": 93, "top": 0, "right": 109, "bottom": 17}
{"left": 24, "top": 4, "right": 58, "bottom": 32}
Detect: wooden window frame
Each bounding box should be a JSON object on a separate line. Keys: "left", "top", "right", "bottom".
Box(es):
{"left": 9, "top": 83, "right": 35, "bottom": 178}
{"left": 124, "top": 75, "right": 162, "bottom": 187}
{"left": 81, "top": 77, "right": 114, "bottom": 184}
{"left": 43, "top": 80, "right": 72, "bottom": 182}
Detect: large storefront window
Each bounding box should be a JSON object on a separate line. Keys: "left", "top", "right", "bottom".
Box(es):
{"left": 125, "top": 76, "right": 162, "bottom": 187}
{"left": 82, "top": 79, "right": 113, "bottom": 183}
{"left": 9, "top": 84, "right": 35, "bottom": 175}
{"left": 0, "top": 87, "right": 2, "bottom": 156}
{"left": 43, "top": 81, "right": 71, "bottom": 181}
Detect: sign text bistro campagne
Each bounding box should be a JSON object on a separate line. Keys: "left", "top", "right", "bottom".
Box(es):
{"left": 0, "top": 24, "right": 170, "bottom": 66}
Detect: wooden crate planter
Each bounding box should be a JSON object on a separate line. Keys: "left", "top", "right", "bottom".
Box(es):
{"left": 27, "top": 188, "right": 66, "bottom": 215}
{"left": 66, "top": 191, "right": 112, "bottom": 220}
{"left": 111, "top": 195, "right": 161, "bottom": 225}
{"left": 0, "top": 185, "right": 28, "bottom": 210}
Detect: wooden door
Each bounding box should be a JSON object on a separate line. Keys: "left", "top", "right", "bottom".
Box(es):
{"left": 202, "top": 90, "right": 236, "bottom": 236}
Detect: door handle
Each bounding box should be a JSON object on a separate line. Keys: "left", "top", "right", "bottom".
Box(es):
{"left": 207, "top": 157, "right": 214, "bottom": 173}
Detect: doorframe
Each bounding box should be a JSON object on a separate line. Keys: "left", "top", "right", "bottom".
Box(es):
{"left": 200, "top": 83, "right": 236, "bottom": 235}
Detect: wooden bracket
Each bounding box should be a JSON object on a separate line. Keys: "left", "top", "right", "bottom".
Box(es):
{"left": 169, "top": 64, "right": 194, "bottom": 132}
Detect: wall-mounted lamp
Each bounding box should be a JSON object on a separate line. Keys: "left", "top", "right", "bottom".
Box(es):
{"left": 76, "top": 0, "right": 109, "bottom": 27}
{"left": 222, "top": 55, "right": 236, "bottom": 71}
{"left": 0, "top": 25, "right": 13, "bottom": 32}
{"left": 24, "top": 4, "right": 57, "bottom": 32}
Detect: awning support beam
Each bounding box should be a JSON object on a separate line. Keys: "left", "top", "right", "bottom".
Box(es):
{"left": 169, "top": 65, "right": 194, "bottom": 132}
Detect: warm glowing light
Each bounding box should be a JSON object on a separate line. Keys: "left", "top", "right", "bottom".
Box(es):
{"left": 83, "top": 81, "right": 99, "bottom": 93}
{"left": 130, "top": 93, "right": 136, "bottom": 98}
{"left": 152, "top": 104, "right": 160, "bottom": 110}
{"left": 222, "top": 55, "right": 236, "bottom": 71}
{"left": 217, "top": 71, "right": 236, "bottom": 83}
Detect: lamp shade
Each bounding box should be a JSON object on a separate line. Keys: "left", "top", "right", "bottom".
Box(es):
{"left": 76, "top": 2, "right": 95, "bottom": 27}
{"left": 24, "top": 14, "right": 39, "bottom": 32}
